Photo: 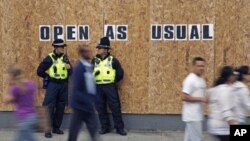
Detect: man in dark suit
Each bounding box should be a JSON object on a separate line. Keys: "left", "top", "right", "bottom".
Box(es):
{"left": 68, "top": 44, "right": 98, "bottom": 141}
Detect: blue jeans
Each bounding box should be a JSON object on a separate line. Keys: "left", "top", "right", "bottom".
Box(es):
{"left": 16, "top": 114, "right": 37, "bottom": 141}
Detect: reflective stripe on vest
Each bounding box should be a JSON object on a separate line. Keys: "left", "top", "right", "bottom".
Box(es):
{"left": 93, "top": 56, "right": 116, "bottom": 84}
{"left": 48, "top": 53, "right": 68, "bottom": 80}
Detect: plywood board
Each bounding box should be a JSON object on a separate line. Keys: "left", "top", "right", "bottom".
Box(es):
{"left": 149, "top": 0, "right": 215, "bottom": 114}
{"left": 102, "top": 0, "right": 150, "bottom": 113}
{"left": 1, "top": 0, "right": 16, "bottom": 111}
{"left": 0, "top": 0, "right": 249, "bottom": 114}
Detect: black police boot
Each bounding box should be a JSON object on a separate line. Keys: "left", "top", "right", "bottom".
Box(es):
{"left": 99, "top": 128, "right": 111, "bottom": 135}
{"left": 52, "top": 128, "right": 64, "bottom": 134}
{"left": 116, "top": 129, "right": 127, "bottom": 136}
{"left": 45, "top": 132, "right": 52, "bottom": 138}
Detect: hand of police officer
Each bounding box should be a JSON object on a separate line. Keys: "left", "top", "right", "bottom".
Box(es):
{"left": 65, "top": 105, "right": 70, "bottom": 111}
{"left": 65, "top": 64, "right": 71, "bottom": 69}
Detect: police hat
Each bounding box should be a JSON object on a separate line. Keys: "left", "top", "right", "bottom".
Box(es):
{"left": 96, "top": 37, "right": 111, "bottom": 49}
{"left": 52, "top": 39, "right": 67, "bottom": 48}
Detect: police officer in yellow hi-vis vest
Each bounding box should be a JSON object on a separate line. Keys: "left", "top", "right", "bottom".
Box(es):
{"left": 37, "top": 39, "right": 72, "bottom": 138}
{"left": 93, "top": 37, "right": 127, "bottom": 136}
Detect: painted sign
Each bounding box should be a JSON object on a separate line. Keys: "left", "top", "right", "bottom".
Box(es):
{"left": 39, "top": 24, "right": 213, "bottom": 41}
{"left": 151, "top": 24, "right": 214, "bottom": 41}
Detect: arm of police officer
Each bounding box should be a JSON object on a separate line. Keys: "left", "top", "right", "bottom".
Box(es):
{"left": 63, "top": 55, "right": 73, "bottom": 75}
{"left": 37, "top": 56, "right": 53, "bottom": 78}
{"left": 112, "top": 58, "right": 124, "bottom": 83}
{"left": 91, "top": 58, "right": 95, "bottom": 66}
{"left": 65, "top": 64, "right": 72, "bottom": 76}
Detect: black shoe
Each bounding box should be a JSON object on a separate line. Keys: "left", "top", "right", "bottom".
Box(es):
{"left": 116, "top": 129, "right": 127, "bottom": 136}
{"left": 45, "top": 132, "right": 52, "bottom": 138}
{"left": 52, "top": 128, "right": 64, "bottom": 134}
{"left": 99, "top": 129, "right": 111, "bottom": 135}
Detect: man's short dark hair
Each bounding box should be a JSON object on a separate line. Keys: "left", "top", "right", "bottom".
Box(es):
{"left": 192, "top": 57, "right": 205, "bottom": 65}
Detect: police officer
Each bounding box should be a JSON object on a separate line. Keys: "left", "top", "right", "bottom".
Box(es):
{"left": 93, "top": 37, "right": 127, "bottom": 136}
{"left": 37, "top": 39, "right": 72, "bottom": 138}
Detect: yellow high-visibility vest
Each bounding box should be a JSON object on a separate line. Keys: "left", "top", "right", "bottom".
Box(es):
{"left": 93, "top": 56, "right": 116, "bottom": 84}
{"left": 48, "top": 52, "right": 68, "bottom": 79}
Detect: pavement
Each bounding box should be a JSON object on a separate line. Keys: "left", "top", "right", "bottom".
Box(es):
{"left": 0, "top": 129, "right": 216, "bottom": 141}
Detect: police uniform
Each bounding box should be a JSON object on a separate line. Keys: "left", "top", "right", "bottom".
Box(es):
{"left": 37, "top": 39, "right": 72, "bottom": 138}
{"left": 93, "top": 37, "right": 126, "bottom": 136}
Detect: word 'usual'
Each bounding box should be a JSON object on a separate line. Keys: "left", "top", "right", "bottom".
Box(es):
{"left": 151, "top": 24, "right": 214, "bottom": 41}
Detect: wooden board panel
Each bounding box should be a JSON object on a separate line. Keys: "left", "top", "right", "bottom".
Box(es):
{"left": 149, "top": 0, "right": 215, "bottom": 114}
{"left": 31, "top": 0, "right": 66, "bottom": 107}
{"left": 63, "top": 0, "right": 103, "bottom": 113}
{"left": 238, "top": 0, "right": 250, "bottom": 66}
{"left": 0, "top": 0, "right": 249, "bottom": 114}
{"left": 1, "top": 0, "right": 16, "bottom": 110}
{"left": 64, "top": 0, "right": 103, "bottom": 62}
{"left": 0, "top": 0, "right": 67, "bottom": 110}
{"left": 102, "top": 0, "right": 150, "bottom": 113}
{"left": 0, "top": 0, "right": 3, "bottom": 109}
{"left": 214, "top": 0, "right": 250, "bottom": 76}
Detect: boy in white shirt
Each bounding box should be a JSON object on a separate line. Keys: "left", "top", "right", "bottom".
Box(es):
{"left": 182, "top": 57, "right": 207, "bottom": 141}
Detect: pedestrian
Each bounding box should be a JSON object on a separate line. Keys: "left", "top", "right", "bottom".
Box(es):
{"left": 37, "top": 39, "right": 72, "bottom": 138}
{"left": 233, "top": 66, "right": 250, "bottom": 124}
{"left": 207, "top": 66, "right": 237, "bottom": 141}
{"left": 4, "top": 65, "right": 38, "bottom": 141}
{"left": 182, "top": 57, "right": 207, "bottom": 141}
{"left": 68, "top": 44, "right": 99, "bottom": 141}
{"left": 93, "top": 37, "right": 127, "bottom": 136}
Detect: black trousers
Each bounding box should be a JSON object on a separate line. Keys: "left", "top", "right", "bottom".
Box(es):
{"left": 214, "top": 135, "right": 229, "bottom": 141}
{"left": 96, "top": 84, "right": 124, "bottom": 131}
{"left": 43, "top": 81, "right": 68, "bottom": 130}
{"left": 68, "top": 108, "right": 98, "bottom": 141}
